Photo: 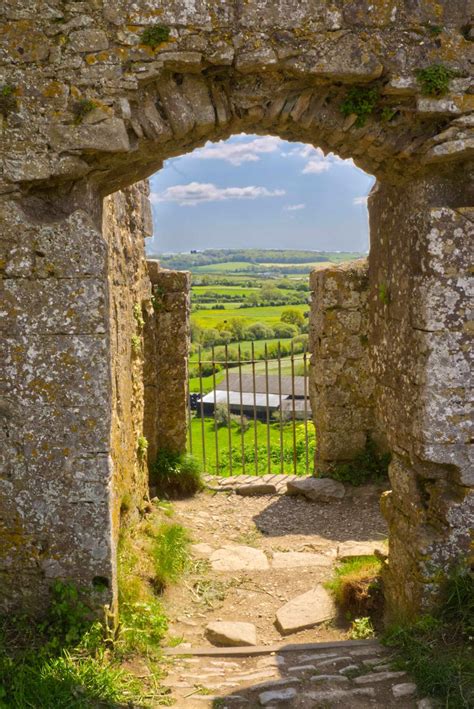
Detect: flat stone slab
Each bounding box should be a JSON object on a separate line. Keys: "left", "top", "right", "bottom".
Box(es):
{"left": 236, "top": 483, "right": 278, "bottom": 496}
{"left": 275, "top": 586, "right": 335, "bottom": 635}
{"left": 259, "top": 687, "right": 297, "bottom": 705}
{"left": 191, "top": 543, "right": 214, "bottom": 557}
{"left": 286, "top": 477, "right": 345, "bottom": 502}
{"left": 272, "top": 551, "right": 334, "bottom": 569}
{"left": 337, "top": 540, "right": 387, "bottom": 559}
{"left": 393, "top": 682, "right": 417, "bottom": 698}
{"left": 205, "top": 621, "right": 257, "bottom": 647}
{"left": 209, "top": 545, "right": 269, "bottom": 571}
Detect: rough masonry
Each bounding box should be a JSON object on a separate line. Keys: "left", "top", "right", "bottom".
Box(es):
{"left": 0, "top": 0, "right": 472, "bottom": 618}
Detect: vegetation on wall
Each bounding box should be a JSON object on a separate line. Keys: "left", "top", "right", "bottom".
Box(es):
{"left": 322, "top": 437, "right": 390, "bottom": 486}
{"left": 141, "top": 25, "right": 170, "bottom": 48}
{"left": 340, "top": 86, "right": 380, "bottom": 127}
{"left": 150, "top": 450, "right": 204, "bottom": 498}
{"left": 72, "top": 98, "right": 97, "bottom": 124}
{"left": 0, "top": 85, "right": 18, "bottom": 118}
{"left": 416, "top": 64, "right": 455, "bottom": 97}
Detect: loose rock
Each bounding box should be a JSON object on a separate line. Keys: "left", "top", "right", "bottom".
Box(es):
{"left": 286, "top": 478, "right": 345, "bottom": 502}
{"left": 205, "top": 621, "right": 257, "bottom": 647}
{"left": 275, "top": 585, "right": 335, "bottom": 634}
{"left": 236, "top": 483, "right": 278, "bottom": 496}
{"left": 259, "top": 687, "right": 297, "bottom": 706}
{"left": 393, "top": 682, "right": 417, "bottom": 698}
{"left": 209, "top": 545, "right": 269, "bottom": 571}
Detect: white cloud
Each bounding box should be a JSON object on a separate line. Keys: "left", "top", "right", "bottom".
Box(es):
{"left": 284, "top": 203, "right": 306, "bottom": 211}
{"left": 151, "top": 182, "right": 285, "bottom": 207}
{"left": 287, "top": 144, "right": 354, "bottom": 174}
{"left": 353, "top": 195, "right": 368, "bottom": 206}
{"left": 190, "top": 135, "right": 284, "bottom": 166}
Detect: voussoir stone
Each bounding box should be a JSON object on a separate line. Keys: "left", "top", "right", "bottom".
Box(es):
{"left": 236, "top": 483, "right": 278, "bottom": 496}
{"left": 205, "top": 621, "right": 257, "bottom": 647}
{"left": 286, "top": 477, "right": 345, "bottom": 502}
{"left": 275, "top": 585, "right": 335, "bottom": 635}
{"left": 210, "top": 545, "right": 269, "bottom": 571}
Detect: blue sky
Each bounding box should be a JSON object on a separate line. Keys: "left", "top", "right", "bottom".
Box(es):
{"left": 148, "top": 134, "right": 374, "bottom": 254}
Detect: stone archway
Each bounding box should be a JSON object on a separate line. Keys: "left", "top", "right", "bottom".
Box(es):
{"left": 1, "top": 0, "right": 472, "bottom": 619}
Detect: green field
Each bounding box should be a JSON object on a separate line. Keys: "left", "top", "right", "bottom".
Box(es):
{"left": 193, "top": 285, "right": 261, "bottom": 297}
{"left": 193, "top": 261, "right": 259, "bottom": 273}
{"left": 188, "top": 416, "right": 315, "bottom": 476}
{"left": 192, "top": 303, "right": 308, "bottom": 328}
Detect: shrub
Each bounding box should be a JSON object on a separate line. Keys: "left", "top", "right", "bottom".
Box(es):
{"left": 245, "top": 321, "right": 275, "bottom": 340}
{"left": 214, "top": 403, "right": 230, "bottom": 427}
{"left": 322, "top": 436, "right": 390, "bottom": 486}
{"left": 416, "top": 64, "right": 455, "bottom": 97}
{"left": 152, "top": 523, "right": 190, "bottom": 592}
{"left": 273, "top": 322, "right": 298, "bottom": 338}
{"left": 385, "top": 569, "right": 474, "bottom": 708}
{"left": 281, "top": 308, "right": 304, "bottom": 329}
{"left": 150, "top": 450, "right": 203, "bottom": 498}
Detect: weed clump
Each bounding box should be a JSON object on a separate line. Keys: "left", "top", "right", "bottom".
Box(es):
{"left": 72, "top": 98, "right": 97, "bottom": 124}
{"left": 385, "top": 569, "right": 474, "bottom": 708}
{"left": 340, "top": 86, "right": 380, "bottom": 127}
{"left": 416, "top": 64, "right": 455, "bottom": 96}
{"left": 150, "top": 450, "right": 204, "bottom": 498}
{"left": 325, "top": 555, "right": 383, "bottom": 620}
{"left": 141, "top": 24, "right": 170, "bottom": 48}
{"left": 322, "top": 437, "right": 390, "bottom": 486}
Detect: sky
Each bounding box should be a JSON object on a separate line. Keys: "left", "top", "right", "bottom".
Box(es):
{"left": 147, "top": 134, "right": 375, "bottom": 255}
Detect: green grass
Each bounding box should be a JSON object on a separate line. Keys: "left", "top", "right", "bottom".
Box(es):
{"left": 385, "top": 570, "right": 474, "bottom": 708}
{"left": 150, "top": 450, "right": 204, "bottom": 498}
{"left": 322, "top": 437, "right": 390, "bottom": 485}
{"left": 193, "top": 286, "right": 261, "bottom": 297}
{"left": 192, "top": 303, "right": 308, "bottom": 328}
{"left": 152, "top": 523, "right": 191, "bottom": 591}
{"left": 188, "top": 416, "right": 315, "bottom": 476}
{"left": 193, "top": 261, "right": 259, "bottom": 273}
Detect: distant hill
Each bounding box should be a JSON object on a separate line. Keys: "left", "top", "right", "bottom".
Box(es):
{"left": 151, "top": 249, "right": 365, "bottom": 272}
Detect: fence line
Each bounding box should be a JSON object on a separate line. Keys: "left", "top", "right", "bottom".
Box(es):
{"left": 187, "top": 341, "right": 314, "bottom": 477}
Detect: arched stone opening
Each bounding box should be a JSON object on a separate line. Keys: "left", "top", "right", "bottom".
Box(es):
{"left": 1, "top": 0, "right": 472, "bottom": 620}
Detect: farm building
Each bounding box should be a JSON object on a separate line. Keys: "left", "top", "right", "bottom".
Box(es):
{"left": 199, "top": 373, "right": 311, "bottom": 421}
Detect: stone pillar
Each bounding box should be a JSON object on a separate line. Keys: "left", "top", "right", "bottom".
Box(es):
{"left": 0, "top": 195, "right": 116, "bottom": 614}
{"left": 309, "top": 259, "right": 376, "bottom": 471}
{"left": 368, "top": 171, "right": 473, "bottom": 618}
{"left": 144, "top": 264, "right": 190, "bottom": 465}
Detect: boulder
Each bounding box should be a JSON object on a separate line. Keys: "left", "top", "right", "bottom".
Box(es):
{"left": 286, "top": 477, "right": 345, "bottom": 502}
{"left": 205, "top": 621, "right": 257, "bottom": 647}
{"left": 276, "top": 586, "right": 335, "bottom": 635}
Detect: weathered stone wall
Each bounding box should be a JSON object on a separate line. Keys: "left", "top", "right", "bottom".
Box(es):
{"left": 144, "top": 262, "right": 190, "bottom": 465}
{"left": 1, "top": 0, "right": 472, "bottom": 619}
{"left": 103, "top": 181, "right": 153, "bottom": 560}
{"left": 309, "top": 260, "right": 377, "bottom": 470}
{"left": 368, "top": 169, "right": 474, "bottom": 617}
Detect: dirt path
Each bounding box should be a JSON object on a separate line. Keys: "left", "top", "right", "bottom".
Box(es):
{"left": 164, "top": 479, "right": 388, "bottom": 649}
{"left": 156, "top": 478, "right": 428, "bottom": 706}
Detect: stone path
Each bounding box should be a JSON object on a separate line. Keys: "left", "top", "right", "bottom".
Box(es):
{"left": 158, "top": 478, "right": 427, "bottom": 706}
{"left": 163, "top": 640, "right": 428, "bottom": 708}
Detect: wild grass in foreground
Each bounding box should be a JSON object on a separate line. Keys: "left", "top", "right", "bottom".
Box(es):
{"left": 150, "top": 450, "right": 204, "bottom": 498}
{"left": 0, "top": 506, "right": 193, "bottom": 707}
{"left": 385, "top": 569, "right": 474, "bottom": 709}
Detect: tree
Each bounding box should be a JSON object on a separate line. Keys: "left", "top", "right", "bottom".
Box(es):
{"left": 281, "top": 308, "right": 304, "bottom": 329}
{"left": 273, "top": 322, "right": 298, "bottom": 338}
{"left": 245, "top": 322, "right": 275, "bottom": 340}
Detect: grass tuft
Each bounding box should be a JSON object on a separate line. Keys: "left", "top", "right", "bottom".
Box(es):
{"left": 152, "top": 522, "right": 191, "bottom": 592}
{"left": 150, "top": 450, "right": 204, "bottom": 498}
{"left": 325, "top": 555, "right": 383, "bottom": 620}
{"left": 416, "top": 64, "right": 455, "bottom": 96}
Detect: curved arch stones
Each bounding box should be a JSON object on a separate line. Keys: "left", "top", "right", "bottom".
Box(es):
{"left": 0, "top": 0, "right": 472, "bottom": 619}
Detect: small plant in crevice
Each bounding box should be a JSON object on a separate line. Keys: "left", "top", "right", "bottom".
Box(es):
{"left": 0, "top": 84, "right": 18, "bottom": 118}
{"left": 133, "top": 302, "right": 145, "bottom": 329}
{"left": 378, "top": 282, "right": 390, "bottom": 305}
{"left": 424, "top": 23, "right": 443, "bottom": 36}
{"left": 416, "top": 64, "right": 455, "bottom": 97}
{"left": 71, "top": 98, "right": 97, "bottom": 124}
{"left": 384, "top": 568, "right": 474, "bottom": 708}
{"left": 131, "top": 333, "right": 141, "bottom": 355}
{"left": 380, "top": 107, "right": 398, "bottom": 123}
{"left": 140, "top": 24, "right": 170, "bottom": 49}
{"left": 340, "top": 85, "right": 380, "bottom": 127}
{"left": 150, "top": 450, "right": 204, "bottom": 498}
{"left": 321, "top": 436, "right": 390, "bottom": 486}
{"left": 137, "top": 435, "right": 148, "bottom": 459}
